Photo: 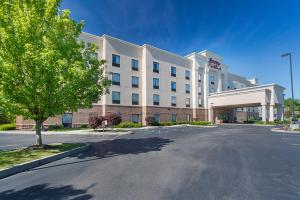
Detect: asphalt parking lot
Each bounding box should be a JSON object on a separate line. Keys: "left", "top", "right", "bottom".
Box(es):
{"left": 1, "top": 125, "right": 300, "bottom": 200}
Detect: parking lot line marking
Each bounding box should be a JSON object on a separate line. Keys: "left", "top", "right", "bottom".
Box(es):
{"left": 291, "top": 144, "right": 300, "bottom": 146}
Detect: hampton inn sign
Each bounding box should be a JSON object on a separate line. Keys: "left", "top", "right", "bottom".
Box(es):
{"left": 208, "top": 58, "right": 221, "bottom": 70}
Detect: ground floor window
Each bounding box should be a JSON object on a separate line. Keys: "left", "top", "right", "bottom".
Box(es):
{"left": 132, "top": 114, "right": 140, "bottom": 123}
{"left": 187, "top": 114, "right": 191, "bottom": 122}
{"left": 171, "top": 114, "right": 177, "bottom": 122}
{"left": 154, "top": 114, "right": 160, "bottom": 123}
{"left": 62, "top": 113, "right": 73, "bottom": 128}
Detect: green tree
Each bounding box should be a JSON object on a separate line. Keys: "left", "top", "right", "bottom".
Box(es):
{"left": 0, "top": 0, "right": 110, "bottom": 146}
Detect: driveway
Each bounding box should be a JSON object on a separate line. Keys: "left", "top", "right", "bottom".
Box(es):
{"left": 0, "top": 125, "right": 300, "bottom": 200}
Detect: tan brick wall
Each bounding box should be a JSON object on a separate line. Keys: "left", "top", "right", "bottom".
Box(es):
{"left": 16, "top": 105, "right": 209, "bottom": 129}
{"left": 105, "top": 105, "right": 142, "bottom": 122}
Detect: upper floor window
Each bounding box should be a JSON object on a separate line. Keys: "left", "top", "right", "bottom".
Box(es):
{"left": 112, "top": 91, "right": 120, "bottom": 104}
{"left": 153, "top": 78, "right": 159, "bottom": 89}
{"left": 210, "top": 75, "right": 215, "bottom": 85}
{"left": 198, "top": 73, "right": 202, "bottom": 82}
{"left": 132, "top": 76, "right": 139, "bottom": 88}
{"left": 112, "top": 54, "right": 120, "bottom": 67}
{"left": 112, "top": 73, "right": 120, "bottom": 85}
{"left": 186, "top": 98, "right": 190, "bottom": 107}
{"left": 171, "top": 96, "right": 177, "bottom": 107}
{"left": 153, "top": 62, "right": 159, "bottom": 73}
{"left": 132, "top": 59, "right": 139, "bottom": 71}
{"left": 132, "top": 93, "right": 139, "bottom": 105}
{"left": 171, "top": 81, "right": 176, "bottom": 92}
{"left": 153, "top": 94, "right": 160, "bottom": 105}
{"left": 185, "top": 70, "right": 190, "bottom": 80}
{"left": 186, "top": 84, "right": 190, "bottom": 94}
{"left": 198, "top": 86, "right": 202, "bottom": 95}
{"left": 171, "top": 66, "right": 176, "bottom": 77}
{"left": 198, "top": 98, "right": 202, "bottom": 107}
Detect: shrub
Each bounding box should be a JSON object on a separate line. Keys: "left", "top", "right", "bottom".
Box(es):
{"left": 145, "top": 116, "right": 158, "bottom": 126}
{"left": 0, "top": 124, "right": 16, "bottom": 131}
{"left": 88, "top": 115, "right": 105, "bottom": 130}
{"left": 47, "top": 124, "right": 64, "bottom": 130}
{"left": 114, "top": 122, "right": 142, "bottom": 128}
{"left": 80, "top": 124, "right": 88, "bottom": 128}
{"left": 106, "top": 113, "right": 122, "bottom": 127}
{"left": 190, "top": 121, "right": 211, "bottom": 126}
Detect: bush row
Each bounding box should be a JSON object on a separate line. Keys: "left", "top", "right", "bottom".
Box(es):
{"left": 113, "top": 122, "right": 142, "bottom": 128}
{"left": 0, "top": 124, "right": 16, "bottom": 131}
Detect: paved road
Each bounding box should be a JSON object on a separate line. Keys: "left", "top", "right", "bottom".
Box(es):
{"left": 1, "top": 125, "right": 300, "bottom": 200}
{"left": 0, "top": 132, "right": 118, "bottom": 150}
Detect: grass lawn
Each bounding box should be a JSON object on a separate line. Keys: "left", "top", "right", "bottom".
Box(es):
{"left": 0, "top": 143, "right": 84, "bottom": 170}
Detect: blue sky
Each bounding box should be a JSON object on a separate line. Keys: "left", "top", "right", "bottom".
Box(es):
{"left": 61, "top": 0, "right": 300, "bottom": 99}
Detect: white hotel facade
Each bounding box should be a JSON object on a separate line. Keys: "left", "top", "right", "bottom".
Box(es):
{"left": 16, "top": 32, "right": 285, "bottom": 128}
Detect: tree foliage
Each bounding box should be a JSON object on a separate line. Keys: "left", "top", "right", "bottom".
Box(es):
{"left": 0, "top": 0, "right": 110, "bottom": 145}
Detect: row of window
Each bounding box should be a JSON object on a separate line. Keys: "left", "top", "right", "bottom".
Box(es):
{"left": 112, "top": 54, "right": 191, "bottom": 79}
{"left": 111, "top": 91, "right": 193, "bottom": 107}
{"left": 112, "top": 73, "right": 191, "bottom": 94}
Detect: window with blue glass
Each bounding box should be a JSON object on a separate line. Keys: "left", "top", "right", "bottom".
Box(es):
{"left": 171, "top": 81, "right": 176, "bottom": 92}
{"left": 153, "top": 94, "right": 160, "bottom": 105}
{"left": 186, "top": 84, "right": 190, "bottom": 94}
{"left": 154, "top": 114, "right": 160, "bottom": 122}
{"left": 171, "top": 96, "right": 177, "bottom": 107}
{"left": 132, "top": 59, "right": 138, "bottom": 71}
{"left": 153, "top": 62, "right": 159, "bottom": 73}
{"left": 132, "top": 93, "right": 139, "bottom": 105}
{"left": 153, "top": 78, "right": 159, "bottom": 89}
{"left": 132, "top": 76, "right": 139, "bottom": 88}
{"left": 112, "top": 91, "right": 120, "bottom": 104}
{"left": 171, "top": 66, "right": 176, "bottom": 77}
{"left": 132, "top": 114, "right": 140, "bottom": 123}
{"left": 112, "top": 73, "right": 120, "bottom": 85}
{"left": 112, "top": 54, "right": 120, "bottom": 67}
{"left": 185, "top": 70, "right": 190, "bottom": 80}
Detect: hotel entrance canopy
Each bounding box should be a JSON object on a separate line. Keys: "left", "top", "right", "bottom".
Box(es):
{"left": 207, "top": 84, "right": 285, "bottom": 122}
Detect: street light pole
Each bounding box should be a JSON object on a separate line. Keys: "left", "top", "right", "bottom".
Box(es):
{"left": 281, "top": 53, "right": 296, "bottom": 124}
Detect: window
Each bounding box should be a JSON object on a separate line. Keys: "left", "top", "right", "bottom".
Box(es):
{"left": 132, "top": 114, "right": 140, "bottom": 123}
{"left": 210, "top": 75, "right": 215, "bottom": 84}
{"left": 198, "top": 73, "right": 201, "bottom": 82}
{"left": 186, "top": 98, "right": 190, "bottom": 107}
{"left": 171, "top": 81, "right": 176, "bottom": 92}
{"left": 171, "top": 66, "right": 176, "bottom": 77}
{"left": 186, "top": 84, "right": 190, "bottom": 94}
{"left": 132, "top": 59, "right": 139, "bottom": 71}
{"left": 132, "top": 93, "right": 139, "bottom": 105}
{"left": 210, "top": 87, "right": 215, "bottom": 93}
{"left": 198, "top": 98, "right": 202, "bottom": 107}
{"left": 153, "top": 94, "right": 160, "bottom": 105}
{"left": 171, "top": 114, "right": 177, "bottom": 122}
{"left": 171, "top": 96, "right": 177, "bottom": 107}
{"left": 153, "top": 62, "right": 159, "bottom": 73}
{"left": 112, "top": 73, "right": 120, "bottom": 85}
{"left": 198, "top": 86, "right": 202, "bottom": 95}
{"left": 154, "top": 114, "right": 160, "bottom": 122}
{"left": 112, "top": 91, "right": 120, "bottom": 104}
{"left": 185, "top": 70, "right": 190, "bottom": 80}
{"left": 153, "top": 78, "right": 159, "bottom": 89}
{"left": 132, "top": 76, "right": 139, "bottom": 88}
{"left": 112, "top": 54, "right": 120, "bottom": 67}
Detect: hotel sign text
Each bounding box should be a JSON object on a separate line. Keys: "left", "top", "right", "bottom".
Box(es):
{"left": 208, "top": 58, "right": 221, "bottom": 70}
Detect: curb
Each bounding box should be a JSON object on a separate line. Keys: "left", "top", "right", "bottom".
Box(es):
{"left": 0, "top": 143, "right": 90, "bottom": 179}
{"left": 271, "top": 128, "right": 300, "bottom": 134}
{"left": 253, "top": 124, "right": 276, "bottom": 127}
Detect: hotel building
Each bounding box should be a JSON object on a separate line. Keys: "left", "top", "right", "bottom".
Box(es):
{"left": 16, "top": 32, "right": 285, "bottom": 128}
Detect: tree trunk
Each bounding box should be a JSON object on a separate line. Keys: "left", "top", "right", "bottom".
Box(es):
{"left": 35, "top": 120, "right": 43, "bottom": 146}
